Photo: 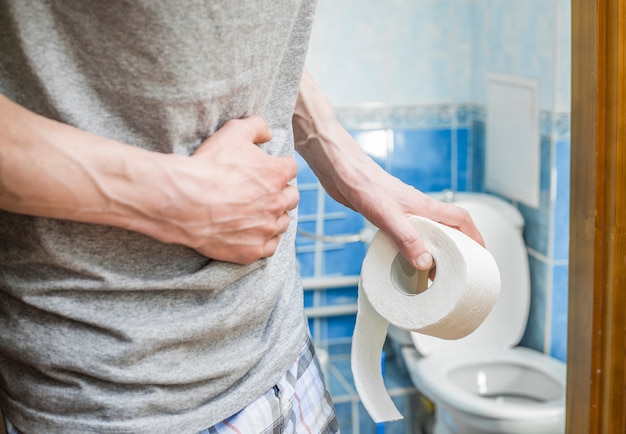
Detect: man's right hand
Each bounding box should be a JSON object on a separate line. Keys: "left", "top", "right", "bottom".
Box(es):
{"left": 153, "top": 115, "right": 299, "bottom": 264}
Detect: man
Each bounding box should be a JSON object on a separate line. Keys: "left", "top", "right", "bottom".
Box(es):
{"left": 0, "top": 1, "right": 481, "bottom": 433}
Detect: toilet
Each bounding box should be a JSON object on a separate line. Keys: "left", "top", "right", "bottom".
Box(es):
{"left": 391, "top": 192, "right": 566, "bottom": 434}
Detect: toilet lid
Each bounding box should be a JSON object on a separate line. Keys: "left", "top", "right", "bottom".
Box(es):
{"left": 411, "top": 196, "right": 530, "bottom": 356}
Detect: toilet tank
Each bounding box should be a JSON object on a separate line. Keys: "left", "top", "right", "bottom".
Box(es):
{"left": 410, "top": 192, "right": 531, "bottom": 356}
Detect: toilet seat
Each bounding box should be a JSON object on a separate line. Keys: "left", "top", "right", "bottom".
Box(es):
{"left": 401, "top": 345, "right": 566, "bottom": 421}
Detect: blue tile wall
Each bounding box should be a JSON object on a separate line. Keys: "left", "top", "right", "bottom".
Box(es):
{"left": 297, "top": 189, "right": 318, "bottom": 217}
{"left": 391, "top": 129, "right": 452, "bottom": 192}
{"left": 302, "top": 0, "right": 572, "bottom": 429}
{"left": 456, "top": 128, "right": 471, "bottom": 191}
{"left": 550, "top": 138, "right": 571, "bottom": 362}
{"left": 324, "top": 287, "right": 359, "bottom": 306}
{"left": 297, "top": 251, "right": 316, "bottom": 278}
{"left": 554, "top": 140, "right": 571, "bottom": 261}
{"left": 471, "top": 120, "right": 486, "bottom": 192}
{"left": 332, "top": 402, "right": 354, "bottom": 434}
{"left": 303, "top": 290, "right": 314, "bottom": 309}
{"left": 326, "top": 315, "right": 358, "bottom": 341}
{"left": 324, "top": 246, "right": 365, "bottom": 277}
{"left": 551, "top": 264, "right": 569, "bottom": 361}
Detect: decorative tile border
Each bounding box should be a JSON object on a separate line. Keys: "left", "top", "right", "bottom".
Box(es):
{"left": 540, "top": 111, "right": 571, "bottom": 140}
{"left": 553, "top": 112, "right": 571, "bottom": 141}
{"left": 335, "top": 104, "right": 475, "bottom": 130}
{"left": 334, "top": 104, "right": 571, "bottom": 140}
{"left": 540, "top": 111, "right": 553, "bottom": 138}
{"left": 469, "top": 105, "right": 486, "bottom": 124}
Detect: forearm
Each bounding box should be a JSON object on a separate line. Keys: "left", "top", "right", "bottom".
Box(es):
{"left": 0, "top": 94, "right": 174, "bottom": 237}
{"left": 292, "top": 71, "right": 484, "bottom": 270}
{"left": 292, "top": 69, "right": 385, "bottom": 209}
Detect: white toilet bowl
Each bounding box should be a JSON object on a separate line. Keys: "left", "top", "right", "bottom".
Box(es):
{"left": 393, "top": 192, "right": 566, "bottom": 434}
{"left": 402, "top": 345, "right": 565, "bottom": 434}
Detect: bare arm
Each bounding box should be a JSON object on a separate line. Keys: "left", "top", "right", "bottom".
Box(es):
{"left": 0, "top": 94, "right": 298, "bottom": 264}
{"left": 292, "top": 69, "right": 483, "bottom": 270}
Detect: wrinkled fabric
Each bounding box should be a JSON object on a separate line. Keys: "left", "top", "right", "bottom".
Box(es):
{"left": 0, "top": 1, "right": 316, "bottom": 432}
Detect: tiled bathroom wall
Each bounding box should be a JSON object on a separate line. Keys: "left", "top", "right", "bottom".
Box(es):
{"left": 299, "top": 0, "right": 571, "bottom": 431}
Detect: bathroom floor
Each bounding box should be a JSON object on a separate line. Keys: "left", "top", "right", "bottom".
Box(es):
{"left": 319, "top": 339, "right": 433, "bottom": 434}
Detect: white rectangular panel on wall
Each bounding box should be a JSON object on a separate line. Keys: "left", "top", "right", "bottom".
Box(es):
{"left": 485, "top": 73, "right": 540, "bottom": 208}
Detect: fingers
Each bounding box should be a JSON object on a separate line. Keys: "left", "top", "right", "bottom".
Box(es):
{"left": 219, "top": 115, "right": 273, "bottom": 144}
{"left": 261, "top": 188, "right": 298, "bottom": 257}
{"left": 248, "top": 214, "right": 289, "bottom": 262}
{"left": 181, "top": 114, "right": 300, "bottom": 264}
{"left": 259, "top": 184, "right": 299, "bottom": 259}
{"left": 241, "top": 114, "right": 273, "bottom": 144}
{"left": 193, "top": 115, "right": 273, "bottom": 158}
{"left": 282, "top": 184, "right": 299, "bottom": 212}
{"left": 375, "top": 194, "right": 484, "bottom": 273}
{"left": 277, "top": 156, "right": 298, "bottom": 182}
{"left": 199, "top": 210, "right": 293, "bottom": 265}
{"left": 432, "top": 201, "right": 485, "bottom": 248}
{"left": 386, "top": 217, "right": 434, "bottom": 271}
{"left": 275, "top": 212, "right": 292, "bottom": 235}
{"left": 397, "top": 201, "right": 484, "bottom": 271}
{"left": 257, "top": 185, "right": 298, "bottom": 260}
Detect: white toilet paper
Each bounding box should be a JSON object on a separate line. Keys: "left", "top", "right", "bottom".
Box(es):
{"left": 351, "top": 216, "right": 500, "bottom": 423}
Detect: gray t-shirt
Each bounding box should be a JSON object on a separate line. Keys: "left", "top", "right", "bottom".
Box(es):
{"left": 0, "top": 1, "right": 316, "bottom": 433}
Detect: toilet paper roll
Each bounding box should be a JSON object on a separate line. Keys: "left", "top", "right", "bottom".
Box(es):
{"left": 351, "top": 216, "right": 500, "bottom": 423}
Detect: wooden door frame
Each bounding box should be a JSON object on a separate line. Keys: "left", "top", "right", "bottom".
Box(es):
{"left": 568, "top": 0, "right": 626, "bottom": 432}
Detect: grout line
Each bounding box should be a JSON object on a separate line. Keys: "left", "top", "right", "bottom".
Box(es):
{"left": 352, "top": 400, "right": 360, "bottom": 434}
{"left": 527, "top": 246, "right": 568, "bottom": 266}
{"left": 450, "top": 0, "right": 458, "bottom": 192}
{"left": 314, "top": 182, "right": 325, "bottom": 277}
{"left": 527, "top": 246, "right": 551, "bottom": 264}
{"left": 543, "top": 0, "right": 561, "bottom": 357}
{"left": 328, "top": 360, "right": 356, "bottom": 395}
{"left": 298, "top": 183, "right": 319, "bottom": 191}
{"left": 298, "top": 211, "right": 348, "bottom": 222}
{"left": 312, "top": 181, "right": 324, "bottom": 342}
{"left": 296, "top": 243, "right": 361, "bottom": 254}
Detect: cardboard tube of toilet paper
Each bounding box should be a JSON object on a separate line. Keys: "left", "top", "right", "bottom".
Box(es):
{"left": 351, "top": 216, "right": 500, "bottom": 423}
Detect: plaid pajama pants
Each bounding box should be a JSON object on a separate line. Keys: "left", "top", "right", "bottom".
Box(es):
{"left": 4, "top": 337, "right": 339, "bottom": 434}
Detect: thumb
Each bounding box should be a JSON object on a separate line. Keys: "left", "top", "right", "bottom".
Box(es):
{"left": 387, "top": 218, "right": 433, "bottom": 271}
